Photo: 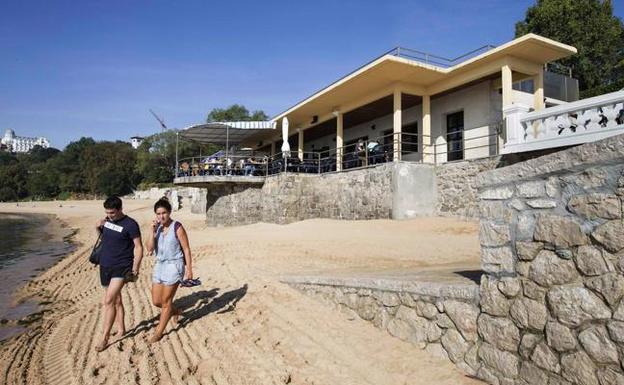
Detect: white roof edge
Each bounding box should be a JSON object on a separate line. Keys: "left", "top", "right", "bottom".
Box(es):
{"left": 270, "top": 33, "right": 577, "bottom": 123}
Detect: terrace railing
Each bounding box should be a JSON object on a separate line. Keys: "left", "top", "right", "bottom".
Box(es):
{"left": 502, "top": 90, "right": 624, "bottom": 154}
{"left": 176, "top": 154, "right": 270, "bottom": 178}
{"left": 175, "top": 125, "right": 504, "bottom": 182}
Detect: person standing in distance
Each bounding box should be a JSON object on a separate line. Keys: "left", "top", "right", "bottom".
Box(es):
{"left": 95, "top": 196, "right": 143, "bottom": 352}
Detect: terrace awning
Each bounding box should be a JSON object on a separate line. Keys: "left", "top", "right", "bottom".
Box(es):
{"left": 179, "top": 121, "right": 277, "bottom": 145}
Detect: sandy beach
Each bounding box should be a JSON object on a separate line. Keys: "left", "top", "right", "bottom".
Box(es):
{"left": 0, "top": 199, "right": 481, "bottom": 385}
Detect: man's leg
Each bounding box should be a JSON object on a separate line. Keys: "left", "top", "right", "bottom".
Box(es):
{"left": 149, "top": 283, "right": 179, "bottom": 343}
{"left": 113, "top": 292, "right": 125, "bottom": 337}
{"left": 96, "top": 278, "right": 125, "bottom": 351}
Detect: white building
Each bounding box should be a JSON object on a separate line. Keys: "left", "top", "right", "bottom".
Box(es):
{"left": 130, "top": 136, "right": 144, "bottom": 149}
{"left": 1, "top": 129, "right": 50, "bottom": 153}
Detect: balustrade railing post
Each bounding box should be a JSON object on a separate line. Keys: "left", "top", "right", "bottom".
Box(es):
{"left": 502, "top": 104, "right": 531, "bottom": 153}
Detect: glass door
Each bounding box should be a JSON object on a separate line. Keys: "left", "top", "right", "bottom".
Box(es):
{"left": 446, "top": 111, "right": 464, "bottom": 161}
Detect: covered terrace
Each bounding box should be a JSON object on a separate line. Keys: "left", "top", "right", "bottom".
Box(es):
{"left": 174, "top": 121, "right": 276, "bottom": 186}
{"left": 249, "top": 34, "right": 577, "bottom": 168}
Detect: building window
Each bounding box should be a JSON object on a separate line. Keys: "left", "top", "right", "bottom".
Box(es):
{"left": 446, "top": 111, "right": 464, "bottom": 161}
{"left": 401, "top": 122, "right": 418, "bottom": 154}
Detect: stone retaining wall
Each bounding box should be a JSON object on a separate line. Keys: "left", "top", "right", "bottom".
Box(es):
{"left": 287, "top": 278, "right": 481, "bottom": 376}
{"left": 435, "top": 157, "right": 501, "bottom": 218}
{"left": 203, "top": 166, "right": 392, "bottom": 226}
{"left": 476, "top": 133, "right": 624, "bottom": 385}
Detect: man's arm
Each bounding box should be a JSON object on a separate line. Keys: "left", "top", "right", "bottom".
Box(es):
{"left": 132, "top": 236, "right": 143, "bottom": 275}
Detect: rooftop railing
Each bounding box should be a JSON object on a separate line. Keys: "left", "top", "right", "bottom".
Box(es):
{"left": 387, "top": 45, "right": 496, "bottom": 68}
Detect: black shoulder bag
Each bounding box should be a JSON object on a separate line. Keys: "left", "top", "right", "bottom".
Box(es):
{"left": 89, "top": 231, "right": 104, "bottom": 265}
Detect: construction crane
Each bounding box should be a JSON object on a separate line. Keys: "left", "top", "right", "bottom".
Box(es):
{"left": 149, "top": 109, "right": 168, "bottom": 131}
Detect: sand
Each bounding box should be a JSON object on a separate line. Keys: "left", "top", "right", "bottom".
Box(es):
{"left": 0, "top": 200, "right": 482, "bottom": 385}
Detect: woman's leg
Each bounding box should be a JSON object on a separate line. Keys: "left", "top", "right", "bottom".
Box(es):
{"left": 149, "top": 283, "right": 179, "bottom": 343}
{"left": 152, "top": 283, "right": 164, "bottom": 308}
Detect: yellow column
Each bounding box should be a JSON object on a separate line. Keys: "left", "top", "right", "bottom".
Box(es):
{"left": 501, "top": 65, "right": 513, "bottom": 112}
{"left": 393, "top": 87, "right": 402, "bottom": 161}
{"left": 534, "top": 70, "right": 545, "bottom": 110}
{"left": 422, "top": 94, "right": 431, "bottom": 163}
{"left": 336, "top": 112, "right": 343, "bottom": 171}
{"left": 297, "top": 129, "right": 304, "bottom": 161}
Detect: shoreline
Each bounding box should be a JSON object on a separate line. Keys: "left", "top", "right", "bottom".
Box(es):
{"left": 0, "top": 212, "right": 78, "bottom": 341}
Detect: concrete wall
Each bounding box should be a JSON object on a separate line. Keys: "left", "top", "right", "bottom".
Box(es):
{"left": 131, "top": 186, "right": 206, "bottom": 213}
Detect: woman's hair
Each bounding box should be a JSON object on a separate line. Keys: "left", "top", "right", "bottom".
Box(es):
{"left": 154, "top": 198, "right": 172, "bottom": 213}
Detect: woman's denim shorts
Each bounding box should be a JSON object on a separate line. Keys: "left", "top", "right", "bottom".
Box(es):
{"left": 152, "top": 259, "right": 185, "bottom": 286}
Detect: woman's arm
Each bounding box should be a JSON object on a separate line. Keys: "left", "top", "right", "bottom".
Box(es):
{"left": 146, "top": 220, "right": 158, "bottom": 256}
{"left": 177, "top": 224, "right": 193, "bottom": 280}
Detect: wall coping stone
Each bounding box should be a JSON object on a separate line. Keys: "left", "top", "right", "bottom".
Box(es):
{"left": 281, "top": 274, "right": 479, "bottom": 303}
{"left": 477, "top": 133, "right": 624, "bottom": 188}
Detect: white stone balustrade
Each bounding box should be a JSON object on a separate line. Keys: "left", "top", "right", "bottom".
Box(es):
{"left": 502, "top": 90, "right": 624, "bottom": 154}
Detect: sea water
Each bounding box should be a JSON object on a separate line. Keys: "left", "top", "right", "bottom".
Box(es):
{"left": 0, "top": 213, "right": 75, "bottom": 341}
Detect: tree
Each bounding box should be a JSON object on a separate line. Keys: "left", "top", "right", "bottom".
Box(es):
{"left": 516, "top": 0, "right": 624, "bottom": 97}
{"left": 82, "top": 141, "right": 138, "bottom": 196}
{"left": 206, "top": 104, "right": 269, "bottom": 122}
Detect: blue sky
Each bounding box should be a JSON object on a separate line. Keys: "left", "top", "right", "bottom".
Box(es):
{"left": 1, "top": 0, "right": 623, "bottom": 148}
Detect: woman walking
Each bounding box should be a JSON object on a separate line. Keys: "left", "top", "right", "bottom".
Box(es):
{"left": 146, "top": 198, "right": 193, "bottom": 343}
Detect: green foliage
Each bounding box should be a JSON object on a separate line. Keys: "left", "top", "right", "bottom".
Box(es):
{"left": 516, "top": 0, "right": 624, "bottom": 97}
{"left": 206, "top": 104, "right": 269, "bottom": 122}
{"left": 0, "top": 104, "right": 268, "bottom": 201}
{"left": 0, "top": 187, "right": 18, "bottom": 202}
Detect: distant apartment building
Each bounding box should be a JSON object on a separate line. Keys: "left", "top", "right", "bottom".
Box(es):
{"left": 1, "top": 129, "right": 50, "bottom": 153}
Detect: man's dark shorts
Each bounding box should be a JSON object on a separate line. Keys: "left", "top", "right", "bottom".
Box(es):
{"left": 100, "top": 265, "right": 132, "bottom": 287}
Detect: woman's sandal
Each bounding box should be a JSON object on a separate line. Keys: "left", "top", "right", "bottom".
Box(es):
{"left": 180, "top": 278, "right": 201, "bottom": 287}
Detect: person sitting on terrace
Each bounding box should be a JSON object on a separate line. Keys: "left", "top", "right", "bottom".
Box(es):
{"left": 356, "top": 139, "right": 366, "bottom": 167}
{"left": 244, "top": 157, "right": 255, "bottom": 176}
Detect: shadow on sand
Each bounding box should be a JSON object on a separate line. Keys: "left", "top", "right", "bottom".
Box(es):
{"left": 453, "top": 270, "right": 483, "bottom": 285}
{"left": 118, "top": 284, "right": 248, "bottom": 342}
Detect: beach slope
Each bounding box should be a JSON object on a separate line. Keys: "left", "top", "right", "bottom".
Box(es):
{"left": 0, "top": 200, "right": 481, "bottom": 385}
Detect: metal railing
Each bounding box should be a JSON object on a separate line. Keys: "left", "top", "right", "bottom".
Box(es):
{"left": 176, "top": 154, "right": 270, "bottom": 178}
{"left": 388, "top": 45, "right": 496, "bottom": 68}
{"left": 175, "top": 125, "right": 504, "bottom": 181}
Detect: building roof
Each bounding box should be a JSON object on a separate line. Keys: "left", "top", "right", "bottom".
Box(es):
{"left": 271, "top": 34, "right": 577, "bottom": 131}
{"left": 179, "top": 121, "right": 277, "bottom": 145}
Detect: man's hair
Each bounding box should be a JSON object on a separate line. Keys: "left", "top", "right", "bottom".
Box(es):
{"left": 103, "top": 196, "right": 123, "bottom": 210}
{"left": 154, "top": 198, "right": 172, "bottom": 213}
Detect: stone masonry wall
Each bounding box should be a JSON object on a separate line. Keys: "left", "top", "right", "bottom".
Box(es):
{"left": 289, "top": 281, "right": 482, "bottom": 376}
{"left": 435, "top": 157, "right": 502, "bottom": 218}
{"left": 476, "top": 133, "right": 624, "bottom": 385}
{"left": 205, "top": 164, "right": 393, "bottom": 226}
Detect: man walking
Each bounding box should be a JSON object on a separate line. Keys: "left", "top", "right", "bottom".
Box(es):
{"left": 95, "top": 196, "right": 143, "bottom": 352}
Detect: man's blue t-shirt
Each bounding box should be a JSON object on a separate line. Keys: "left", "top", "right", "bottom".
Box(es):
{"left": 99, "top": 215, "right": 141, "bottom": 268}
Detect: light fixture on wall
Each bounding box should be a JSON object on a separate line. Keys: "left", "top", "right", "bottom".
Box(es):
{"left": 310, "top": 115, "right": 318, "bottom": 124}
{"left": 371, "top": 124, "right": 376, "bottom": 130}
